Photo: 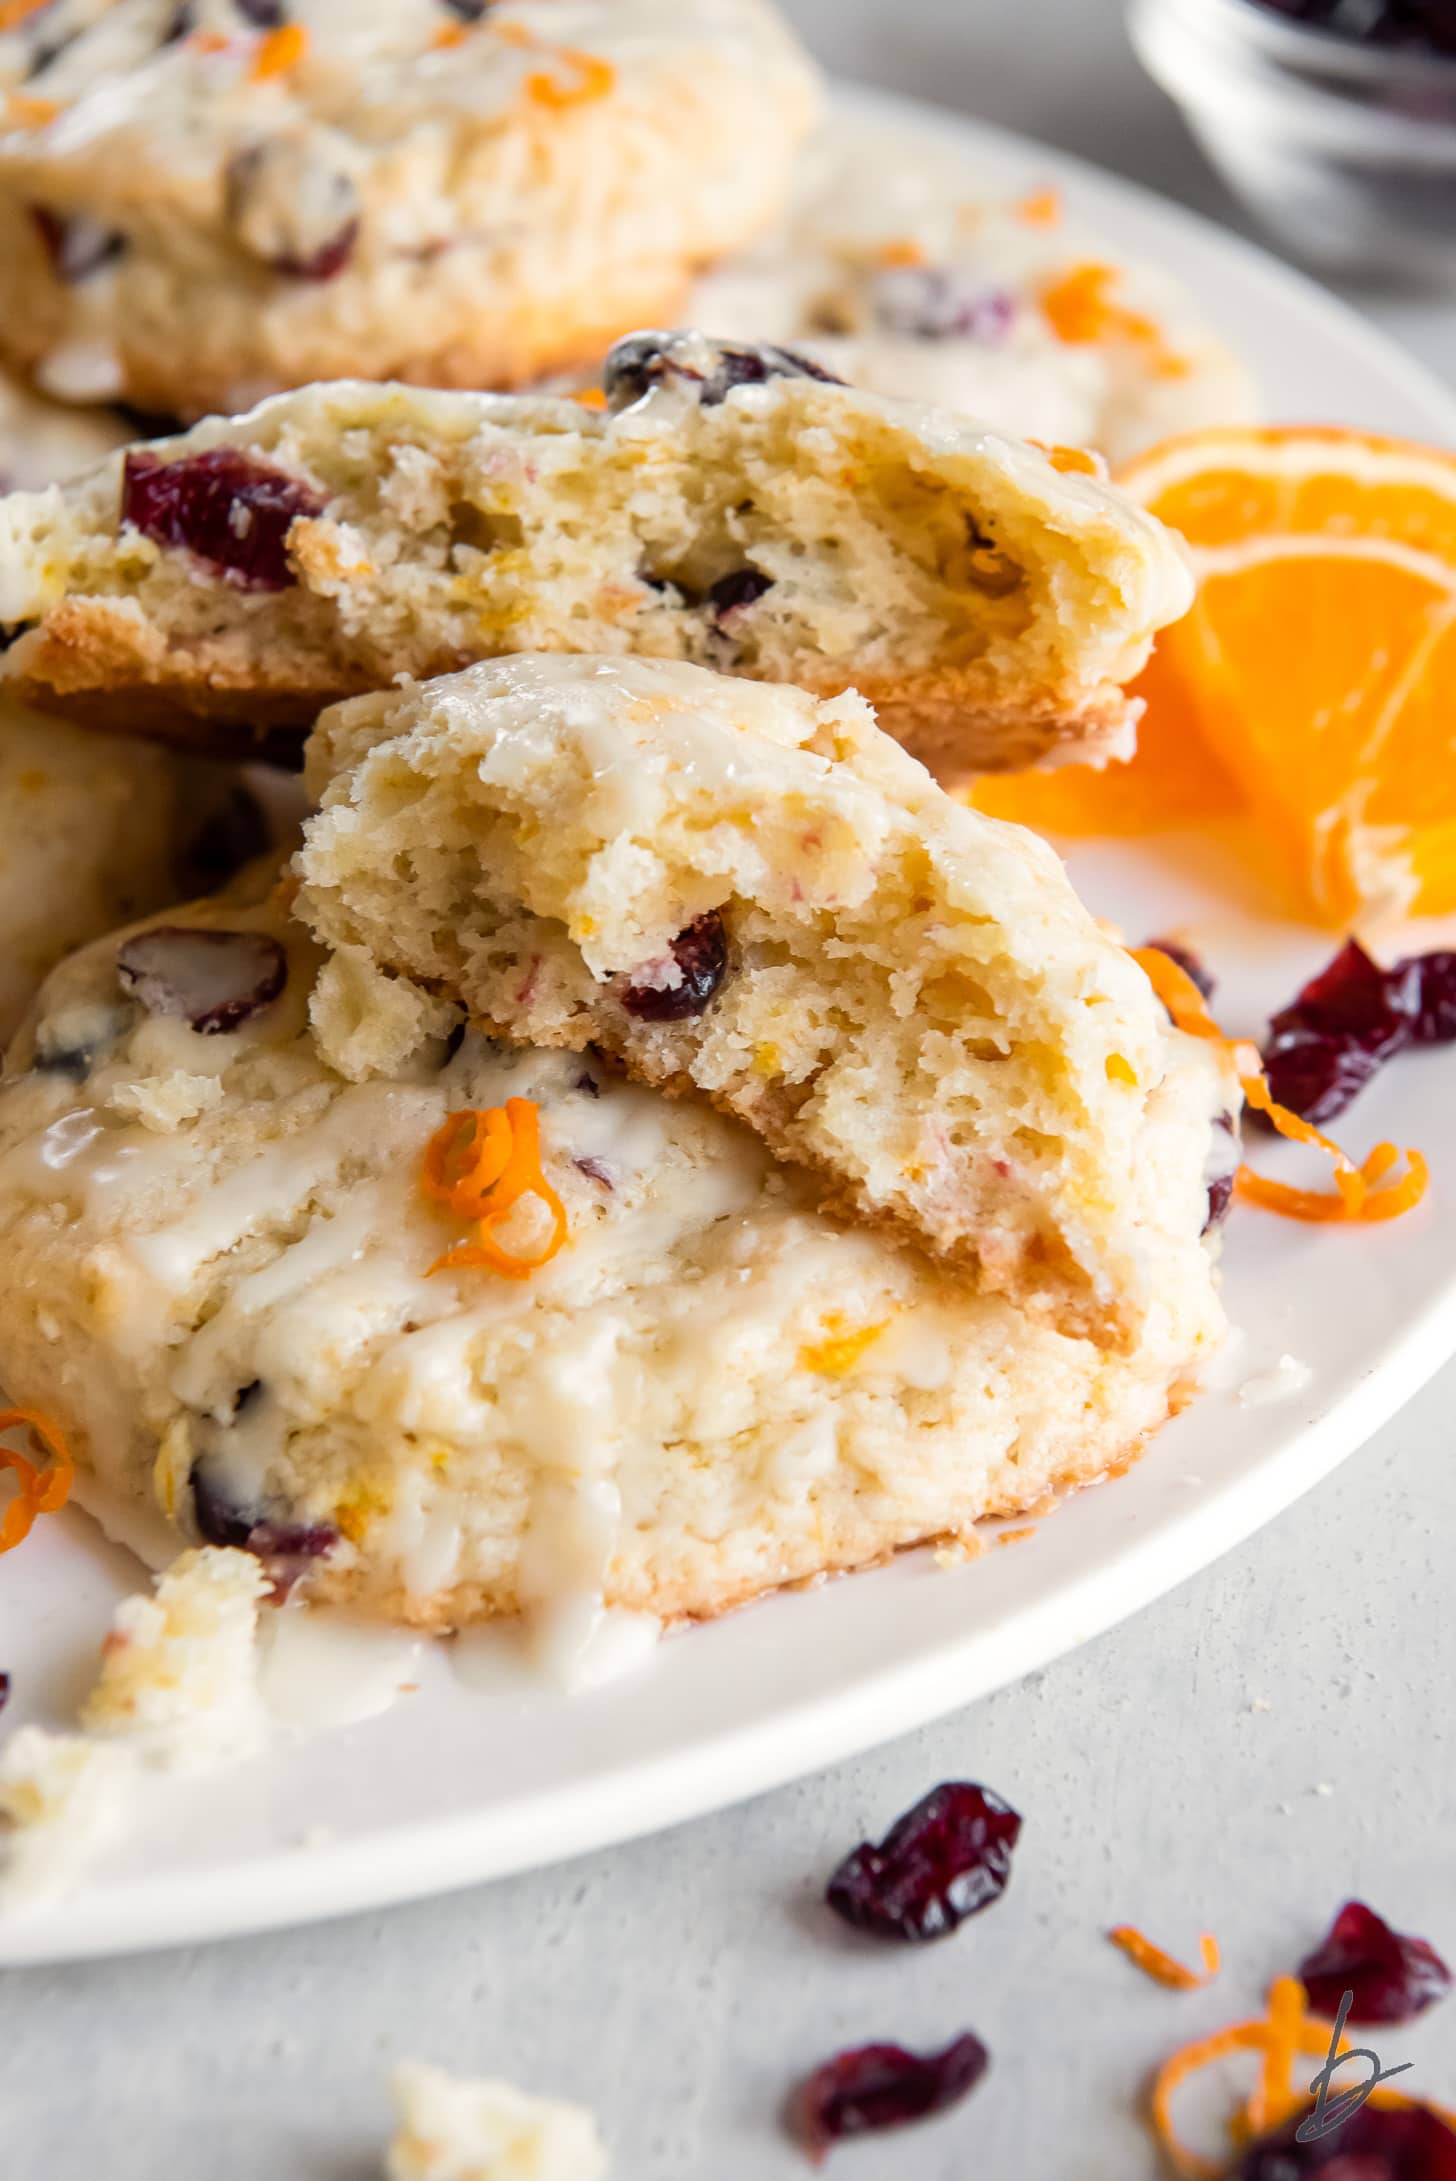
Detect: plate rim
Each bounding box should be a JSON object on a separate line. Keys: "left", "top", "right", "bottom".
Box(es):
{"left": 8, "top": 82, "right": 1456, "bottom": 1966}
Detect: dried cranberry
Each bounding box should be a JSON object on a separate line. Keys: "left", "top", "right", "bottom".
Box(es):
{"left": 797, "top": 2032, "right": 988, "bottom": 2159}
{"left": 31, "top": 206, "right": 124, "bottom": 283}
{"left": 116, "top": 925, "right": 288, "bottom": 1034}
{"left": 1233, "top": 2099, "right": 1456, "bottom": 2177}
{"left": 1400, "top": 951, "right": 1456, "bottom": 1044}
{"left": 621, "top": 913, "right": 729, "bottom": 1022}
{"left": 191, "top": 1455, "right": 337, "bottom": 1600}
{"left": 1144, "top": 936, "right": 1216, "bottom": 1003}
{"left": 1261, "top": 940, "right": 1419, "bottom": 1125}
{"left": 274, "top": 219, "right": 358, "bottom": 282}
{"left": 872, "top": 269, "right": 1017, "bottom": 345}
{"left": 441, "top": 0, "right": 491, "bottom": 15}
{"left": 235, "top": 0, "right": 286, "bottom": 23}
{"left": 604, "top": 331, "right": 845, "bottom": 411}
{"left": 122, "top": 447, "right": 323, "bottom": 590}
{"left": 0, "top": 1672, "right": 9, "bottom": 1716}
{"left": 1298, "top": 1902, "right": 1452, "bottom": 2025}
{"left": 826, "top": 1782, "right": 1022, "bottom": 1943}
{"left": 1204, "top": 1171, "right": 1234, "bottom": 1232}
{"left": 708, "top": 568, "right": 774, "bottom": 620}
{"left": 574, "top": 1155, "right": 614, "bottom": 1190}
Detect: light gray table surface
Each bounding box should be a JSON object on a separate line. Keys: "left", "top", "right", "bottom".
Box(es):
{"left": 6, "top": 5, "right": 1455, "bottom": 2177}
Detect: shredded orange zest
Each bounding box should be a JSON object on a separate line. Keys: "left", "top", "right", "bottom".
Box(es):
{"left": 1153, "top": 1972, "right": 1456, "bottom": 2176}
{"left": 526, "top": 46, "right": 615, "bottom": 107}
{"left": 1130, "top": 946, "right": 1427, "bottom": 1225}
{"left": 1110, "top": 1926, "right": 1220, "bottom": 1990}
{"left": 6, "top": 91, "right": 60, "bottom": 125}
{"left": 250, "top": 21, "right": 307, "bottom": 78}
{"left": 432, "top": 19, "right": 468, "bottom": 45}
{"left": 572, "top": 386, "right": 608, "bottom": 410}
{"left": 1041, "top": 261, "right": 1188, "bottom": 377}
{"left": 0, "top": 1407, "right": 74, "bottom": 1554}
{"left": 421, "top": 1100, "right": 568, "bottom": 1280}
{"left": 797, "top": 1317, "right": 888, "bottom": 1377}
{"left": 188, "top": 28, "right": 230, "bottom": 52}
{"left": 1016, "top": 186, "right": 1063, "bottom": 225}
{"left": 878, "top": 237, "right": 926, "bottom": 268}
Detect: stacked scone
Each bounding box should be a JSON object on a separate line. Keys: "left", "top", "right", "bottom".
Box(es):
{"left": 0, "top": 339, "right": 1237, "bottom": 1638}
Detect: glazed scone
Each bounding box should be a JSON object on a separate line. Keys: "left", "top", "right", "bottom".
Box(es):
{"left": 688, "top": 118, "right": 1258, "bottom": 464}
{"left": 0, "top": 693, "right": 273, "bottom": 1047}
{"left": 0, "top": 890, "right": 1227, "bottom": 1628}
{"left": 388, "top": 2063, "right": 608, "bottom": 2181}
{"left": 298, "top": 656, "right": 1237, "bottom": 1349}
{"left": 0, "top": 0, "right": 818, "bottom": 417}
{"left": 0, "top": 346, "right": 1193, "bottom": 776}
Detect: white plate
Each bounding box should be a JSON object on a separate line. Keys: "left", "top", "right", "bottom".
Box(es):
{"left": 5, "top": 83, "right": 1456, "bottom": 1967}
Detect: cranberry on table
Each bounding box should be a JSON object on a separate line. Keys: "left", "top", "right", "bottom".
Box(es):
{"left": 121, "top": 447, "right": 324, "bottom": 590}
{"left": 1232, "top": 2099, "right": 1456, "bottom": 2177}
{"left": 1298, "top": 1901, "right": 1452, "bottom": 2025}
{"left": 825, "top": 1781, "right": 1023, "bottom": 1942}
{"left": 1259, "top": 938, "right": 1449, "bottom": 1126}
{"left": 620, "top": 913, "right": 729, "bottom": 1022}
{"left": 796, "top": 2032, "right": 989, "bottom": 2160}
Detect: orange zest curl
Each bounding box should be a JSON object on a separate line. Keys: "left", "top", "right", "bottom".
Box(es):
{"left": 0, "top": 1407, "right": 75, "bottom": 1555}
{"left": 1110, "top": 1926, "right": 1220, "bottom": 1991}
{"left": 1150, "top": 1974, "right": 1456, "bottom": 2177}
{"left": 1016, "top": 186, "right": 1063, "bottom": 226}
{"left": 1130, "top": 946, "right": 1428, "bottom": 1226}
{"left": 421, "top": 1099, "right": 568, "bottom": 1281}
{"left": 1041, "top": 261, "right": 1189, "bottom": 377}
{"left": 525, "top": 46, "right": 615, "bottom": 108}
{"left": 250, "top": 21, "right": 308, "bottom": 79}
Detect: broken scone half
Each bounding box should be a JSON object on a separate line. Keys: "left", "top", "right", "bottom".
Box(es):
{"left": 0, "top": 335, "right": 1192, "bottom": 776}
{"left": 298, "top": 654, "right": 1238, "bottom": 1349}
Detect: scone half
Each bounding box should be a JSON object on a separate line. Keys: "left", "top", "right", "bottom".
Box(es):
{"left": 0, "top": 342, "right": 1192, "bottom": 776}
{"left": 297, "top": 655, "right": 1240, "bottom": 1350}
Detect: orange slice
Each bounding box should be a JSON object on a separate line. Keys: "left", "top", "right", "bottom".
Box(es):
{"left": 1118, "top": 426, "right": 1456, "bottom": 925}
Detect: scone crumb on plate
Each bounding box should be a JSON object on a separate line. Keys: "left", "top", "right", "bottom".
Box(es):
{"left": 388, "top": 2061, "right": 608, "bottom": 2181}
{"left": 0, "top": 1547, "right": 268, "bottom": 1906}
{"left": 81, "top": 1546, "right": 271, "bottom": 1771}
{"left": 0, "top": 1727, "right": 133, "bottom": 1907}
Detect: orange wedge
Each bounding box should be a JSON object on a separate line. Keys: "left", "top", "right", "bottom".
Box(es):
{"left": 974, "top": 425, "right": 1456, "bottom": 928}
{"left": 1119, "top": 426, "right": 1456, "bottom": 925}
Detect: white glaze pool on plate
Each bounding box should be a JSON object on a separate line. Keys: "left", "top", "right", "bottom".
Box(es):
{"left": 4, "top": 83, "right": 1456, "bottom": 1964}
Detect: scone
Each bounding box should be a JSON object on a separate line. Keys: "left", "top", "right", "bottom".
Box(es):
{"left": 689, "top": 119, "right": 1258, "bottom": 465}
{"left": 0, "top": 345, "right": 1193, "bottom": 775}
{"left": 0, "top": 0, "right": 818, "bottom": 417}
{"left": 298, "top": 655, "right": 1237, "bottom": 1349}
{"left": 0, "top": 889, "right": 1226, "bottom": 1627}
{"left": 0, "top": 693, "right": 273, "bottom": 1047}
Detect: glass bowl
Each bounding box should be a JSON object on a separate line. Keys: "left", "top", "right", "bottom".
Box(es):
{"left": 1128, "top": 0, "right": 1456, "bottom": 286}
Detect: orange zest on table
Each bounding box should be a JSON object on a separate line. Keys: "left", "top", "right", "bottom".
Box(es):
{"left": 1040, "top": 261, "right": 1188, "bottom": 377}
{"left": 421, "top": 1100, "right": 568, "bottom": 1280}
{"left": 0, "top": 1407, "right": 75, "bottom": 1555}
{"left": 1110, "top": 1925, "right": 1220, "bottom": 1990}
{"left": 250, "top": 21, "right": 308, "bottom": 78}
{"left": 1150, "top": 1974, "right": 1456, "bottom": 2177}
{"left": 1131, "top": 947, "right": 1427, "bottom": 1225}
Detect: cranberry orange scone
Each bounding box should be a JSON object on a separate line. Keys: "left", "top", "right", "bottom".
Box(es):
{"left": 299, "top": 656, "right": 1237, "bottom": 1349}
{"left": 0, "top": 344, "right": 1193, "bottom": 774}
{"left": 0, "top": 0, "right": 817, "bottom": 417}
{"left": 0, "top": 891, "right": 1227, "bottom": 1628}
